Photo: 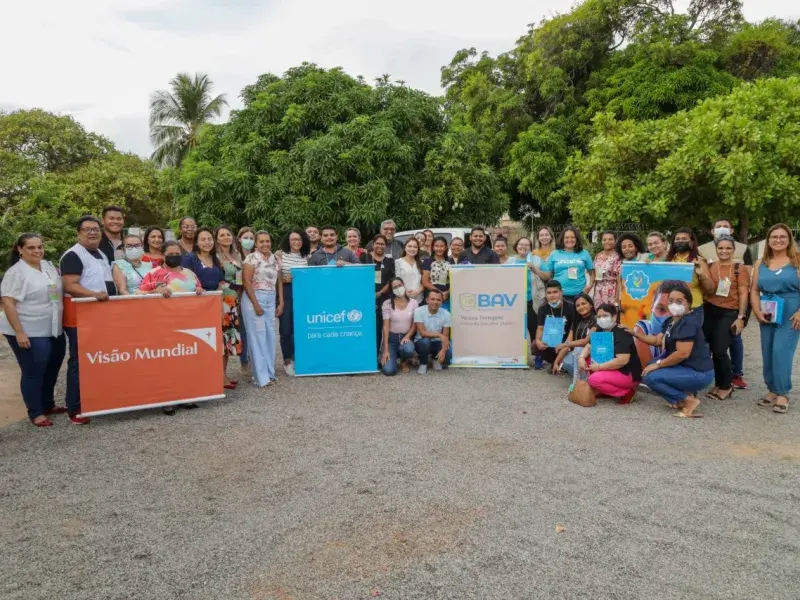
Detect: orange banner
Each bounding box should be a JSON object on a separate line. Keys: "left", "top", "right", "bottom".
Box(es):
{"left": 76, "top": 293, "right": 224, "bottom": 416}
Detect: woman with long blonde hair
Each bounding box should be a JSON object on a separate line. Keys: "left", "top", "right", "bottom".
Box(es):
{"left": 532, "top": 226, "right": 556, "bottom": 261}
{"left": 750, "top": 223, "right": 800, "bottom": 414}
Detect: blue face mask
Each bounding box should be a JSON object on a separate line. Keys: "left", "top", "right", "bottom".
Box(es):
{"left": 548, "top": 301, "right": 561, "bottom": 308}
{"left": 650, "top": 313, "right": 669, "bottom": 329}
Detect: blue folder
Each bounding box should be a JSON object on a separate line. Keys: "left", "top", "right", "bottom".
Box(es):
{"left": 590, "top": 332, "right": 614, "bottom": 365}
{"left": 543, "top": 316, "right": 565, "bottom": 348}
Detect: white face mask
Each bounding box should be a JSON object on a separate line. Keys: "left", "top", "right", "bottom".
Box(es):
{"left": 713, "top": 227, "right": 731, "bottom": 239}
{"left": 668, "top": 303, "right": 687, "bottom": 317}
{"left": 124, "top": 247, "right": 144, "bottom": 261}
{"left": 393, "top": 286, "right": 406, "bottom": 297}
{"left": 596, "top": 316, "right": 614, "bottom": 330}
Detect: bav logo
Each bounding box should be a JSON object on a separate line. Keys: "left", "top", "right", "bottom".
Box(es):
{"left": 459, "top": 292, "right": 518, "bottom": 311}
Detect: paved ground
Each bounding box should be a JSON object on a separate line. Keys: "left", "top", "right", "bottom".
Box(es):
{"left": 1, "top": 327, "right": 799, "bottom": 600}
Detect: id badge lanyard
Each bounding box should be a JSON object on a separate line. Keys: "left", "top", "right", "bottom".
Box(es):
{"left": 715, "top": 264, "right": 731, "bottom": 298}
{"left": 44, "top": 270, "right": 60, "bottom": 334}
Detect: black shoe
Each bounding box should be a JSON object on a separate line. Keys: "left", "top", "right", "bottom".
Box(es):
{"left": 162, "top": 406, "right": 176, "bottom": 415}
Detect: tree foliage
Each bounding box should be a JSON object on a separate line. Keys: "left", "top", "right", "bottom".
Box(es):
{"left": 175, "top": 64, "right": 507, "bottom": 237}
{"left": 149, "top": 72, "right": 228, "bottom": 168}
{"left": 1, "top": 109, "right": 171, "bottom": 267}
{"left": 565, "top": 77, "right": 800, "bottom": 238}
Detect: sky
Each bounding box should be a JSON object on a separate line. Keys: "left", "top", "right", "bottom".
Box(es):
{"left": 2, "top": 0, "right": 798, "bottom": 158}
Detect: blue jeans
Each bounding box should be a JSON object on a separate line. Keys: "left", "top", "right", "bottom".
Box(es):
{"left": 561, "top": 347, "right": 583, "bottom": 386}
{"left": 642, "top": 364, "right": 714, "bottom": 405}
{"left": 382, "top": 333, "right": 415, "bottom": 376}
{"left": 5, "top": 334, "right": 66, "bottom": 419}
{"left": 415, "top": 337, "right": 452, "bottom": 366}
{"left": 239, "top": 314, "right": 249, "bottom": 366}
{"left": 278, "top": 283, "right": 295, "bottom": 362}
{"left": 64, "top": 326, "right": 81, "bottom": 414}
{"left": 729, "top": 333, "right": 743, "bottom": 377}
{"left": 242, "top": 291, "right": 277, "bottom": 387}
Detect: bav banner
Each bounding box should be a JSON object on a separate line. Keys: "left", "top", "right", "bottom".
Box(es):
{"left": 291, "top": 264, "right": 378, "bottom": 376}
{"left": 75, "top": 293, "right": 225, "bottom": 416}
{"left": 449, "top": 264, "right": 528, "bottom": 368}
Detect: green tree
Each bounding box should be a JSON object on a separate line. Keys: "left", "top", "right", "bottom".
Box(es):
{"left": 0, "top": 109, "right": 171, "bottom": 267}
{"left": 565, "top": 77, "right": 800, "bottom": 239}
{"left": 149, "top": 72, "right": 228, "bottom": 168}
{"left": 176, "top": 64, "right": 507, "bottom": 238}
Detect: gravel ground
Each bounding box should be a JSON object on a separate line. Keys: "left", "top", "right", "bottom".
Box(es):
{"left": 1, "top": 326, "right": 799, "bottom": 600}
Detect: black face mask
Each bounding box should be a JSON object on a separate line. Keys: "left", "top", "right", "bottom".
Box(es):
{"left": 164, "top": 255, "right": 182, "bottom": 268}
{"left": 673, "top": 242, "right": 692, "bottom": 253}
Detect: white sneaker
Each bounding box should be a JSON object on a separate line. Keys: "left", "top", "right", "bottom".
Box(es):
{"left": 284, "top": 363, "right": 295, "bottom": 376}
{"left": 433, "top": 362, "right": 443, "bottom": 371}
{"left": 417, "top": 364, "right": 428, "bottom": 375}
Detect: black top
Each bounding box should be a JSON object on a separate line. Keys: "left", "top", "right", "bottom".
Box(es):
{"left": 536, "top": 301, "right": 576, "bottom": 343}
{"left": 571, "top": 315, "right": 596, "bottom": 341}
{"left": 360, "top": 253, "right": 395, "bottom": 304}
{"left": 609, "top": 326, "right": 642, "bottom": 380}
{"left": 458, "top": 245, "right": 500, "bottom": 265}
{"left": 308, "top": 245, "right": 358, "bottom": 266}
{"left": 60, "top": 249, "right": 117, "bottom": 297}
{"left": 98, "top": 234, "right": 122, "bottom": 264}
{"left": 661, "top": 310, "right": 713, "bottom": 372}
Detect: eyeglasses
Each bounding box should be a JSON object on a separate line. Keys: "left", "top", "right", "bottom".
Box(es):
{"left": 124, "top": 244, "right": 143, "bottom": 249}
{"left": 770, "top": 235, "right": 790, "bottom": 240}
{"left": 81, "top": 227, "right": 101, "bottom": 234}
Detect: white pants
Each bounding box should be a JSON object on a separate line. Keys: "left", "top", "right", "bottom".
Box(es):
{"left": 241, "top": 291, "right": 276, "bottom": 387}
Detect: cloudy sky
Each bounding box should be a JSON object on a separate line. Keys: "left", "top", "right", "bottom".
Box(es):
{"left": 2, "top": 0, "right": 797, "bottom": 157}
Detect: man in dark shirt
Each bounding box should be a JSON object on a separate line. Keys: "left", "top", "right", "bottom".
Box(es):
{"left": 380, "top": 219, "right": 405, "bottom": 260}
{"left": 97, "top": 205, "right": 125, "bottom": 264}
{"left": 534, "top": 280, "right": 575, "bottom": 369}
{"left": 458, "top": 227, "right": 500, "bottom": 265}
{"left": 307, "top": 227, "right": 358, "bottom": 266}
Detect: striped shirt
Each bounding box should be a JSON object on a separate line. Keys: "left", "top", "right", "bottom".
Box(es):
{"left": 279, "top": 252, "right": 308, "bottom": 274}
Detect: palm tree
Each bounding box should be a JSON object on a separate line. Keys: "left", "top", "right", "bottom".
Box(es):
{"left": 149, "top": 73, "right": 228, "bottom": 167}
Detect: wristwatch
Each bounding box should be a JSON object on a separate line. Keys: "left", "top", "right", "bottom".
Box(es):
{"left": 656, "top": 359, "right": 662, "bottom": 366}
{"left": 737, "top": 314, "right": 745, "bottom": 320}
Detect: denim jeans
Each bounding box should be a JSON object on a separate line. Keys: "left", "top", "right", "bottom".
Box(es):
{"left": 278, "top": 283, "right": 295, "bottom": 362}
{"left": 414, "top": 337, "right": 452, "bottom": 366}
{"left": 242, "top": 291, "right": 277, "bottom": 387}
{"left": 382, "top": 333, "right": 415, "bottom": 376}
{"left": 5, "top": 334, "right": 66, "bottom": 419}
{"left": 561, "top": 347, "right": 584, "bottom": 386}
{"left": 729, "top": 333, "right": 744, "bottom": 377}
{"left": 642, "top": 364, "right": 714, "bottom": 405}
{"left": 64, "top": 326, "right": 81, "bottom": 413}
{"left": 239, "top": 314, "right": 249, "bottom": 366}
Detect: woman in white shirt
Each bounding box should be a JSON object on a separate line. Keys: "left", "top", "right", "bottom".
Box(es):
{"left": 1, "top": 234, "right": 66, "bottom": 427}
{"left": 395, "top": 238, "right": 425, "bottom": 303}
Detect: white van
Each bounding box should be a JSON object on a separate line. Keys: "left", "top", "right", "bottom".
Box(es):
{"left": 394, "top": 227, "right": 473, "bottom": 246}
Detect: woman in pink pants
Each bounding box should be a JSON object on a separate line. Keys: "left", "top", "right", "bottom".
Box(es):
{"left": 578, "top": 304, "right": 642, "bottom": 404}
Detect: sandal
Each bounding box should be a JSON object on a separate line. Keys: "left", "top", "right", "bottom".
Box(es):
{"left": 756, "top": 396, "right": 776, "bottom": 407}
{"left": 401, "top": 361, "right": 409, "bottom": 374}
{"left": 773, "top": 397, "right": 789, "bottom": 414}
{"left": 714, "top": 389, "right": 734, "bottom": 401}
{"left": 673, "top": 410, "right": 704, "bottom": 419}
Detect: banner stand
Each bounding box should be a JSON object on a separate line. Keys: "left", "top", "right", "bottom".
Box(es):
{"left": 74, "top": 292, "right": 226, "bottom": 417}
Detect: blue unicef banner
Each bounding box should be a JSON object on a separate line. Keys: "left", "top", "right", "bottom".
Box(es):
{"left": 619, "top": 261, "right": 694, "bottom": 329}
{"left": 291, "top": 264, "right": 378, "bottom": 376}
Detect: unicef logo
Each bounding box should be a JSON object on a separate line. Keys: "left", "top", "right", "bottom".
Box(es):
{"left": 624, "top": 270, "right": 651, "bottom": 300}
{"left": 347, "top": 309, "right": 363, "bottom": 323}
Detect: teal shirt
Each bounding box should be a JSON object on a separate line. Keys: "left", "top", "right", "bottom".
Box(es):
{"left": 113, "top": 259, "right": 153, "bottom": 294}
{"left": 542, "top": 249, "right": 594, "bottom": 297}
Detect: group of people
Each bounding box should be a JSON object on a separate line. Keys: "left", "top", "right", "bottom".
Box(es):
{"left": 1, "top": 207, "right": 798, "bottom": 426}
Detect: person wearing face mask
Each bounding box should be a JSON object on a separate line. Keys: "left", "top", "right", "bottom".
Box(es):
{"left": 276, "top": 229, "right": 310, "bottom": 376}
{"left": 593, "top": 230, "right": 621, "bottom": 308}
{"left": 237, "top": 226, "right": 256, "bottom": 373}
{"left": 554, "top": 293, "right": 596, "bottom": 387}
{"left": 633, "top": 280, "right": 677, "bottom": 370}
{"left": 750, "top": 223, "right": 800, "bottom": 414}
{"left": 702, "top": 235, "right": 750, "bottom": 401}
{"left": 698, "top": 218, "right": 753, "bottom": 390}
{"left": 381, "top": 277, "right": 419, "bottom": 375}
{"left": 361, "top": 234, "right": 395, "bottom": 357}
{"left": 579, "top": 304, "right": 642, "bottom": 405}
{"left": 60, "top": 215, "right": 116, "bottom": 425}
{"left": 534, "top": 280, "right": 576, "bottom": 370}
{"left": 112, "top": 234, "right": 153, "bottom": 294}
{"left": 138, "top": 241, "right": 204, "bottom": 295}
{"left": 631, "top": 281, "right": 713, "bottom": 418}
{"left": 667, "top": 228, "right": 713, "bottom": 315}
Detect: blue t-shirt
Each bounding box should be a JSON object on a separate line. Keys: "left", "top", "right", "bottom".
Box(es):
{"left": 661, "top": 310, "right": 713, "bottom": 372}
{"left": 181, "top": 253, "right": 224, "bottom": 291}
{"left": 413, "top": 305, "right": 451, "bottom": 340}
{"left": 543, "top": 249, "right": 594, "bottom": 297}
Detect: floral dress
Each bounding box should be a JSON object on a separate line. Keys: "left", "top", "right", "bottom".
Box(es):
{"left": 593, "top": 251, "right": 621, "bottom": 308}
{"left": 220, "top": 257, "right": 243, "bottom": 356}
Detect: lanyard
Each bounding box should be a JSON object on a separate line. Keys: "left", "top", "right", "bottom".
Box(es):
{"left": 549, "top": 304, "right": 564, "bottom": 318}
